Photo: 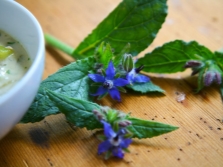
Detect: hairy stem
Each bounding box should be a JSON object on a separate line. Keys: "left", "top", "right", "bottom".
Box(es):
{"left": 44, "top": 33, "right": 74, "bottom": 57}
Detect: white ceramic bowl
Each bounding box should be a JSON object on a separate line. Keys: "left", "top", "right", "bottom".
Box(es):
{"left": 0, "top": 0, "right": 45, "bottom": 139}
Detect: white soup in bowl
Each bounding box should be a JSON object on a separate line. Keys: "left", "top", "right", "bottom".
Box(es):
{"left": 0, "top": 29, "right": 31, "bottom": 95}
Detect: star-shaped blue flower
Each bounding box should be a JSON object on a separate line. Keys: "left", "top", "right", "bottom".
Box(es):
{"left": 88, "top": 61, "right": 129, "bottom": 102}
{"left": 98, "top": 121, "right": 132, "bottom": 159}
{"left": 126, "top": 67, "right": 150, "bottom": 84}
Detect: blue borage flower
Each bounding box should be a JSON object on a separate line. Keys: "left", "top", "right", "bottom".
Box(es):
{"left": 98, "top": 121, "right": 132, "bottom": 159}
{"left": 88, "top": 61, "right": 129, "bottom": 102}
{"left": 126, "top": 65, "right": 150, "bottom": 84}
{"left": 122, "top": 53, "right": 150, "bottom": 84}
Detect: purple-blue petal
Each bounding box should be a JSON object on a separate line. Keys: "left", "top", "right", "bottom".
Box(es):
{"left": 91, "top": 86, "right": 108, "bottom": 96}
{"left": 126, "top": 70, "right": 135, "bottom": 83}
{"left": 101, "top": 121, "right": 116, "bottom": 138}
{"left": 120, "top": 138, "right": 132, "bottom": 148}
{"left": 113, "top": 78, "right": 129, "bottom": 87}
{"left": 106, "top": 61, "right": 115, "bottom": 80}
{"left": 88, "top": 74, "right": 105, "bottom": 83}
{"left": 112, "top": 147, "right": 124, "bottom": 159}
{"left": 98, "top": 140, "right": 112, "bottom": 154}
{"left": 134, "top": 74, "right": 150, "bottom": 83}
{"left": 109, "top": 88, "right": 121, "bottom": 102}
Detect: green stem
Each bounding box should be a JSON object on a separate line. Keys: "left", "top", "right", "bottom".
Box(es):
{"left": 44, "top": 33, "right": 74, "bottom": 57}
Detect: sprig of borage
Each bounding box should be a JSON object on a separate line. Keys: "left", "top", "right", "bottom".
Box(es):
{"left": 88, "top": 43, "right": 150, "bottom": 102}
{"left": 136, "top": 40, "right": 223, "bottom": 98}
{"left": 92, "top": 107, "right": 133, "bottom": 159}
{"left": 44, "top": 90, "right": 178, "bottom": 160}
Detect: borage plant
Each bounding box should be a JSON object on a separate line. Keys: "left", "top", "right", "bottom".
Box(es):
{"left": 21, "top": 0, "right": 222, "bottom": 159}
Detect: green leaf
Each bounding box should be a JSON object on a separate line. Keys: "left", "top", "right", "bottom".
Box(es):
{"left": 21, "top": 57, "right": 96, "bottom": 123}
{"left": 127, "top": 117, "right": 178, "bottom": 139}
{"left": 0, "top": 45, "right": 14, "bottom": 60}
{"left": 46, "top": 90, "right": 178, "bottom": 139}
{"left": 136, "top": 40, "right": 214, "bottom": 73}
{"left": 73, "top": 0, "right": 168, "bottom": 58}
{"left": 214, "top": 51, "right": 223, "bottom": 70}
{"left": 113, "top": 43, "right": 131, "bottom": 67}
{"left": 127, "top": 81, "right": 164, "bottom": 93}
{"left": 46, "top": 90, "right": 102, "bottom": 130}
{"left": 98, "top": 42, "right": 113, "bottom": 68}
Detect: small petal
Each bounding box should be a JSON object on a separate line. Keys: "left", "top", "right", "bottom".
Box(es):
{"left": 88, "top": 74, "right": 105, "bottom": 83}
{"left": 101, "top": 121, "right": 116, "bottom": 138}
{"left": 109, "top": 88, "right": 121, "bottom": 102}
{"left": 117, "top": 128, "right": 128, "bottom": 136}
{"left": 134, "top": 74, "right": 150, "bottom": 83}
{"left": 126, "top": 70, "right": 135, "bottom": 83}
{"left": 112, "top": 147, "right": 124, "bottom": 159}
{"left": 98, "top": 140, "right": 112, "bottom": 154}
{"left": 120, "top": 138, "right": 132, "bottom": 148}
{"left": 113, "top": 78, "right": 129, "bottom": 87}
{"left": 91, "top": 86, "right": 108, "bottom": 96}
{"left": 106, "top": 61, "right": 115, "bottom": 80}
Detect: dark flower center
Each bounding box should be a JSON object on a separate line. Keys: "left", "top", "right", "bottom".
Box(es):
{"left": 113, "top": 135, "right": 119, "bottom": 142}
{"left": 110, "top": 134, "right": 121, "bottom": 147}
{"left": 103, "top": 80, "right": 113, "bottom": 89}
{"left": 135, "top": 65, "right": 144, "bottom": 73}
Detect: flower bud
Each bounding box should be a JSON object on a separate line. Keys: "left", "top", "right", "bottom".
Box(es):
{"left": 118, "top": 120, "right": 132, "bottom": 127}
{"left": 122, "top": 53, "right": 134, "bottom": 72}
{"left": 92, "top": 109, "right": 105, "bottom": 121}
{"left": 204, "top": 71, "right": 222, "bottom": 86}
{"left": 204, "top": 63, "right": 222, "bottom": 86}
{"left": 184, "top": 60, "right": 204, "bottom": 76}
{"left": 204, "top": 71, "right": 215, "bottom": 86}
{"left": 184, "top": 60, "right": 203, "bottom": 68}
{"left": 215, "top": 72, "right": 222, "bottom": 85}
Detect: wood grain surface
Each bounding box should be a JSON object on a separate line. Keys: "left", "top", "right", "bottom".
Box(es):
{"left": 0, "top": 0, "right": 223, "bottom": 166}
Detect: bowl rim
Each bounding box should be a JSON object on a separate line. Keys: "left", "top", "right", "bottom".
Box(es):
{"left": 0, "top": 0, "right": 45, "bottom": 104}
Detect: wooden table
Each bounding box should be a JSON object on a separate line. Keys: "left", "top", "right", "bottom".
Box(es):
{"left": 1, "top": 0, "right": 223, "bottom": 166}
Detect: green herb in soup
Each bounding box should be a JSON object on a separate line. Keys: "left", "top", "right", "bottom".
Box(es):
{"left": 0, "top": 45, "right": 14, "bottom": 60}
{"left": 0, "top": 30, "right": 31, "bottom": 95}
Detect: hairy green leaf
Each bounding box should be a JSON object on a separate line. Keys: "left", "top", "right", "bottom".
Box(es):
{"left": 214, "top": 51, "right": 223, "bottom": 70}
{"left": 113, "top": 43, "right": 131, "bottom": 67}
{"left": 73, "top": 0, "right": 168, "bottom": 58}
{"left": 98, "top": 42, "right": 113, "bottom": 68}
{"left": 127, "top": 117, "right": 178, "bottom": 139}
{"left": 46, "top": 90, "right": 177, "bottom": 138}
{"left": 46, "top": 90, "right": 102, "bottom": 130}
{"left": 21, "top": 57, "right": 96, "bottom": 123}
{"left": 136, "top": 40, "right": 214, "bottom": 73}
{"left": 127, "top": 81, "right": 165, "bottom": 93}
